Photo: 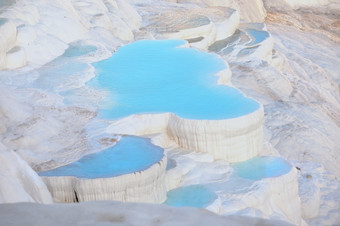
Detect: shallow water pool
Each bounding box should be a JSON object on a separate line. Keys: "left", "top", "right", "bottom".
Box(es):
{"left": 91, "top": 39, "right": 259, "bottom": 120}
{"left": 38, "top": 136, "right": 164, "bottom": 179}
{"left": 231, "top": 156, "right": 292, "bottom": 180}
{"left": 164, "top": 185, "right": 217, "bottom": 208}
{"left": 246, "top": 29, "right": 269, "bottom": 46}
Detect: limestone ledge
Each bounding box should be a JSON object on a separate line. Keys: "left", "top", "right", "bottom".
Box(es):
{"left": 42, "top": 155, "right": 167, "bottom": 203}
{"left": 164, "top": 8, "right": 240, "bottom": 49}
{"left": 0, "top": 142, "right": 52, "bottom": 204}
{"left": 0, "top": 201, "right": 293, "bottom": 226}
{"left": 168, "top": 106, "right": 264, "bottom": 162}
{"left": 143, "top": 7, "right": 240, "bottom": 49}
{"left": 107, "top": 105, "right": 264, "bottom": 163}
{"left": 0, "top": 19, "right": 19, "bottom": 70}
{"left": 220, "top": 166, "right": 304, "bottom": 225}
{"left": 262, "top": 166, "right": 303, "bottom": 225}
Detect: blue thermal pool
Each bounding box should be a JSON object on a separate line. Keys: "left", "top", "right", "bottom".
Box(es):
{"left": 246, "top": 29, "right": 269, "bottom": 46}
{"left": 38, "top": 136, "right": 164, "bottom": 179}
{"left": 164, "top": 185, "right": 217, "bottom": 208}
{"left": 231, "top": 156, "right": 292, "bottom": 180}
{"left": 90, "top": 39, "right": 259, "bottom": 120}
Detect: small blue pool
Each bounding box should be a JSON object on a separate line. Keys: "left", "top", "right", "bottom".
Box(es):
{"left": 38, "top": 136, "right": 164, "bottom": 179}
{"left": 246, "top": 29, "right": 269, "bottom": 46}
{"left": 164, "top": 185, "right": 217, "bottom": 208}
{"left": 231, "top": 156, "right": 292, "bottom": 180}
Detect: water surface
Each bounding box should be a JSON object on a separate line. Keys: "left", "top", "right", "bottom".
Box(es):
{"left": 91, "top": 39, "right": 259, "bottom": 120}
{"left": 164, "top": 185, "right": 217, "bottom": 208}
{"left": 231, "top": 156, "right": 292, "bottom": 180}
{"left": 246, "top": 29, "right": 269, "bottom": 46}
{"left": 39, "top": 136, "right": 164, "bottom": 179}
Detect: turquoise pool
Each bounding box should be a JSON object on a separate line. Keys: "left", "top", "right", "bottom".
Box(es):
{"left": 38, "top": 136, "right": 164, "bottom": 179}
{"left": 91, "top": 39, "right": 259, "bottom": 120}
{"left": 231, "top": 156, "right": 292, "bottom": 180}
{"left": 164, "top": 185, "right": 217, "bottom": 208}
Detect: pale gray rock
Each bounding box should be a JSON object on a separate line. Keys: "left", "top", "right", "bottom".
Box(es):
{"left": 0, "top": 201, "right": 293, "bottom": 226}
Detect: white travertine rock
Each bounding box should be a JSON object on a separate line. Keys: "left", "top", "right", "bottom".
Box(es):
{"left": 178, "top": 0, "right": 267, "bottom": 22}
{"left": 164, "top": 149, "right": 303, "bottom": 224}
{"left": 115, "top": 0, "right": 141, "bottom": 30}
{"left": 0, "top": 19, "right": 16, "bottom": 69}
{"left": 216, "top": 67, "right": 232, "bottom": 85}
{"left": 0, "top": 201, "right": 293, "bottom": 226}
{"left": 15, "top": 25, "right": 37, "bottom": 47}
{"left": 0, "top": 85, "right": 96, "bottom": 171}
{"left": 0, "top": 85, "right": 32, "bottom": 123}
{"left": 293, "top": 161, "right": 340, "bottom": 225}
{"left": 107, "top": 113, "right": 171, "bottom": 136}
{"left": 264, "top": 0, "right": 340, "bottom": 12}
{"left": 42, "top": 155, "right": 167, "bottom": 203}
{"left": 0, "top": 0, "right": 141, "bottom": 70}
{"left": 299, "top": 173, "right": 320, "bottom": 219}
{"left": 220, "top": 167, "right": 304, "bottom": 225}
{"left": 1, "top": 0, "right": 338, "bottom": 224}
{"left": 107, "top": 102, "right": 263, "bottom": 163}
{"left": 264, "top": 168, "right": 303, "bottom": 225}
{"left": 224, "top": 16, "right": 340, "bottom": 224}
{"left": 211, "top": 23, "right": 274, "bottom": 65}
{"left": 143, "top": 6, "right": 240, "bottom": 49}
{"left": 213, "top": 9, "right": 240, "bottom": 41}
{"left": 107, "top": 105, "right": 263, "bottom": 163}
{"left": 0, "top": 142, "right": 52, "bottom": 204}
{"left": 5, "top": 46, "right": 26, "bottom": 69}
{"left": 164, "top": 164, "right": 183, "bottom": 191}
{"left": 168, "top": 106, "right": 264, "bottom": 162}
{"left": 164, "top": 22, "right": 216, "bottom": 49}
